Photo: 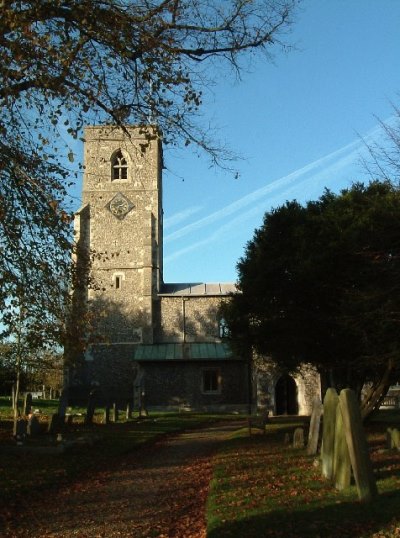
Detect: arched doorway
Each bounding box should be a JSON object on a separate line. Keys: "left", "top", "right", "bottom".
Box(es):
{"left": 275, "top": 375, "right": 298, "bottom": 415}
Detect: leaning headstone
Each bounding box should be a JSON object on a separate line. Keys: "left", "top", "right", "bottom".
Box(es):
{"left": 24, "top": 393, "right": 33, "bottom": 415}
{"left": 339, "top": 388, "right": 377, "bottom": 502}
{"left": 333, "top": 403, "right": 351, "bottom": 490}
{"left": 293, "top": 427, "right": 305, "bottom": 448}
{"left": 321, "top": 388, "right": 339, "bottom": 480}
{"left": 27, "top": 414, "right": 41, "bottom": 436}
{"left": 307, "top": 397, "right": 323, "bottom": 456}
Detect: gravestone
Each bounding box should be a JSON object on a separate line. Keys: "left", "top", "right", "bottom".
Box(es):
{"left": 321, "top": 388, "right": 339, "bottom": 480}
{"left": 333, "top": 403, "right": 351, "bottom": 490}
{"left": 293, "top": 427, "right": 305, "bottom": 448}
{"left": 27, "top": 414, "right": 41, "bottom": 436}
{"left": 24, "top": 393, "right": 33, "bottom": 415}
{"left": 307, "top": 397, "right": 323, "bottom": 456}
{"left": 339, "top": 388, "right": 377, "bottom": 502}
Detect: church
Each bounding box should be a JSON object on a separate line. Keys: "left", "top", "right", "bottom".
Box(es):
{"left": 70, "top": 125, "right": 320, "bottom": 414}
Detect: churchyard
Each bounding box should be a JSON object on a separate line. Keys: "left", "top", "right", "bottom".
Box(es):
{"left": 0, "top": 396, "right": 399, "bottom": 537}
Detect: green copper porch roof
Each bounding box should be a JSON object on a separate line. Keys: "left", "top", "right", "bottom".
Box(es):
{"left": 134, "top": 342, "right": 234, "bottom": 361}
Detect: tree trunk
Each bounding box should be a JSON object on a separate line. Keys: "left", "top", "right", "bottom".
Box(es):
{"left": 361, "top": 358, "right": 396, "bottom": 421}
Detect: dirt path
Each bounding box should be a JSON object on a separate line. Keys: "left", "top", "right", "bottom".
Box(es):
{"left": 3, "top": 421, "right": 242, "bottom": 538}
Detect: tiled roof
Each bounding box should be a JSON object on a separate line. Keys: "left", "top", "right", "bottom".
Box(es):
{"left": 159, "top": 282, "right": 236, "bottom": 296}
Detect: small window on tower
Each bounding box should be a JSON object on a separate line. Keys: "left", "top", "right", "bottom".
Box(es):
{"left": 115, "top": 275, "right": 122, "bottom": 289}
{"left": 112, "top": 150, "right": 128, "bottom": 180}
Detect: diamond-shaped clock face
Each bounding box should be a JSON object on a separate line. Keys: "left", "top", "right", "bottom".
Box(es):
{"left": 107, "top": 193, "right": 134, "bottom": 220}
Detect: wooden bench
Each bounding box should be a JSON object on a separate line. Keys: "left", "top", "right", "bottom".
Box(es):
{"left": 247, "top": 410, "right": 269, "bottom": 435}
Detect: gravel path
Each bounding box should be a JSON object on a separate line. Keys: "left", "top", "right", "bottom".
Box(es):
{"left": 4, "top": 421, "right": 242, "bottom": 538}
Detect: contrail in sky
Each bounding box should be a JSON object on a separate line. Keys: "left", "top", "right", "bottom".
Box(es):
{"left": 164, "top": 118, "right": 394, "bottom": 263}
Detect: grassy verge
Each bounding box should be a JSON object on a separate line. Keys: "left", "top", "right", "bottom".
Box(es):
{"left": 207, "top": 414, "right": 400, "bottom": 538}
{"left": 0, "top": 397, "right": 239, "bottom": 505}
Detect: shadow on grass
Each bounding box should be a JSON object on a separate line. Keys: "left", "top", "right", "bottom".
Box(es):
{"left": 208, "top": 488, "right": 400, "bottom": 538}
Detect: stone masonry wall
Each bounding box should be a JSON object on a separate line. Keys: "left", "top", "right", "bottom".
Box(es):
{"left": 156, "top": 296, "right": 227, "bottom": 342}
{"left": 79, "top": 126, "right": 162, "bottom": 345}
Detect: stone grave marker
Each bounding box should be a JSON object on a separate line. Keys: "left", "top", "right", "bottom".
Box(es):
{"left": 321, "top": 388, "right": 339, "bottom": 480}
{"left": 307, "top": 397, "right": 323, "bottom": 456}
{"left": 339, "top": 388, "right": 377, "bottom": 502}
{"left": 333, "top": 403, "right": 351, "bottom": 490}
{"left": 293, "top": 427, "right": 305, "bottom": 448}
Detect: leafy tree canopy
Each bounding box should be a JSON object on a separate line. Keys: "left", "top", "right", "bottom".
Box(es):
{"left": 0, "top": 0, "right": 298, "bottom": 350}
{"left": 223, "top": 181, "right": 400, "bottom": 415}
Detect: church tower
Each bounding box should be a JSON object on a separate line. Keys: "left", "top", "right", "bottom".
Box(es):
{"left": 70, "top": 124, "right": 254, "bottom": 411}
{"left": 73, "top": 126, "right": 163, "bottom": 395}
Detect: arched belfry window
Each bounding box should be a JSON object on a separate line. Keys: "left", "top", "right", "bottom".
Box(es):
{"left": 111, "top": 150, "right": 128, "bottom": 180}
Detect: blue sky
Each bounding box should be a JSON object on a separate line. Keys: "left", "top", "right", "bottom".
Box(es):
{"left": 72, "top": 1, "right": 400, "bottom": 284}
{"left": 161, "top": 0, "right": 400, "bottom": 284}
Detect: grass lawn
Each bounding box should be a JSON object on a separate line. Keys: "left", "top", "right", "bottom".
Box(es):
{"left": 207, "top": 413, "right": 400, "bottom": 538}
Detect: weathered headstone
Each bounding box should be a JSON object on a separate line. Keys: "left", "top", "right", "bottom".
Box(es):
{"left": 27, "top": 414, "right": 41, "bottom": 436}
{"left": 293, "top": 427, "right": 305, "bottom": 448}
{"left": 339, "top": 388, "right": 377, "bottom": 502}
{"left": 24, "top": 393, "right": 33, "bottom": 415}
{"left": 321, "top": 388, "right": 339, "bottom": 480}
{"left": 307, "top": 397, "right": 323, "bottom": 456}
{"left": 333, "top": 403, "right": 351, "bottom": 490}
